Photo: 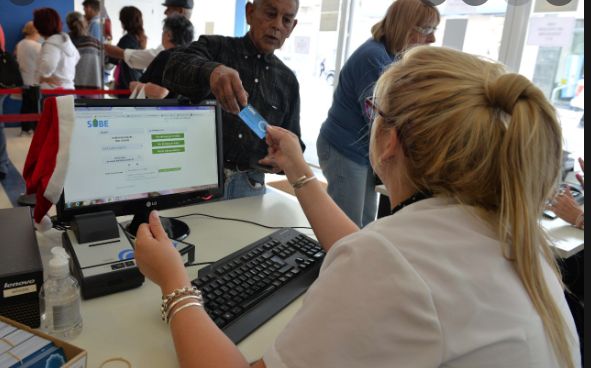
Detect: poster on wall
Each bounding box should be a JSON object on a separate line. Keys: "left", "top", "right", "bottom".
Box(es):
{"left": 527, "top": 16, "right": 575, "bottom": 48}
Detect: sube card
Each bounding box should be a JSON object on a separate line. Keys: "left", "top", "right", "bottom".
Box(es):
{"left": 238, "top": 104, "right": 268, "bottom": 139}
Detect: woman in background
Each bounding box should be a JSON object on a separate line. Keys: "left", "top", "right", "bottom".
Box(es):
{"left": 33, "top": 8, "right": 80, "bottom": 90}
{"left": 113, "top": 6, "right": 145, "bottom": 97}
{"left": 133, "top": 46, "right": 580, "bottom": 367}
{"left": 66, "top": 11, "right": 102, "bottom": 93}
{"left": 15, "top": 21, "right": 42, "bottom": 133}
{"left": 317, "top": 0, "right": 439, "bottom": 227}
{"left": 15, "top": 21, "right": 42, "bottom": 89}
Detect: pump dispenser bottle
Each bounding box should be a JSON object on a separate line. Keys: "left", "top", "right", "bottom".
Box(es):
{"left": 39, "top": 247, "right": 83, "bottom": 339}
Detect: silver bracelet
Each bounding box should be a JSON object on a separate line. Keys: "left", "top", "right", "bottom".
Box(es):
{"left": 168, "top": 302, "right": 203, "bottom": 325}
{"left": 291, "top": 175, "right": 317, "bottom": 189}
{"left": 165, "top": 295, "right": 202, "bottom": 323}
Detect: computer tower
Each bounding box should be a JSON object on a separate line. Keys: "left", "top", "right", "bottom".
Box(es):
{"left": 0, "top": 207, "right": 43, "bottom": 328}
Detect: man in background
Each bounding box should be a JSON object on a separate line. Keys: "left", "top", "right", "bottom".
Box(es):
{"left": 103, "top": 0, "right": 193, "bottom": 70}
{"left": 82, "top": 0, "right": 102, "bottom": 41}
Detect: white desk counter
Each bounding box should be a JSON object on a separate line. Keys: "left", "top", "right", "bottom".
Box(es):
{"left": 375, "top": 184, "right": 584, "bottom": 258}
{"left": 34, "top": 185, "right": 583, "bottom": 366}
{"left": 36, "top": 188, "right": 311, "bottom": 367}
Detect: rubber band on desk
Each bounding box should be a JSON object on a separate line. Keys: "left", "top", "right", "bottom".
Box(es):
{"left": 99, "top": 357, "right": 132, "bottom": 368}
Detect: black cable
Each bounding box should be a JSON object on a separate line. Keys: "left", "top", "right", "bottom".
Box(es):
{"left": 164, "top": 213, "right": 312, "bottom": 231}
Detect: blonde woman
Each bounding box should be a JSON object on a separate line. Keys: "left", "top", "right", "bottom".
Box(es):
{"left": 15, "top": 21, "right": 42, "bottom": 88}
{"left": 317, "top": 0, "right": 440, "bottom": 228}
{"left": 134, "top": 46, "right": 580, "bottom": 367}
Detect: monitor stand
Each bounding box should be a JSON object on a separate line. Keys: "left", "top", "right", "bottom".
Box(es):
{"left": 126, "top": 211, "right": 190, "bottom": 241}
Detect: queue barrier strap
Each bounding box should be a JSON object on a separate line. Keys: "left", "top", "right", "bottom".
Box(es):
{"left": 0, "top": 88, "right": 131, "bottom": 123}
{"left": 0, "top": 113, "right": 41, "bottom": 123}
{"left": 0, "top": 88, "right": 131, "bottom": 95}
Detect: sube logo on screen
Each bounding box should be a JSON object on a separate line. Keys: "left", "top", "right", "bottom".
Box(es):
{"left": 86, "top": 118, "right": 109, "bottom": 128}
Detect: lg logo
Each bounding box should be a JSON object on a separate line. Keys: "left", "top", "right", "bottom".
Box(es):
{"left": 145, "top": 201, "right": 157, "bottom": 208}
{"left": 425, "top": 0, "right": 572, "bottom": 5}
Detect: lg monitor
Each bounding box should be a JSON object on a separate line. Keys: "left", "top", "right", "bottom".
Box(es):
{"left": 57, "top": 99, "right": 224, "bottom": 240}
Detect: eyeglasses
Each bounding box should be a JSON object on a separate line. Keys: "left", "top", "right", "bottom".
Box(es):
{"left": 364, "top": 96, "right": 385, "bottom": 122}
{"left": 414, "top": 25, "right": 437, "bottom": 35}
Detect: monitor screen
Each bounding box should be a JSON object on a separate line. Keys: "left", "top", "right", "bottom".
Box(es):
{"left": 57, "top": 99, "right": 223, "bottom": 223}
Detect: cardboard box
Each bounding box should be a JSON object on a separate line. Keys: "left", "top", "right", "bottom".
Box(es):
{"left": 0, "top": 316, "right": 86, "bottom": 368}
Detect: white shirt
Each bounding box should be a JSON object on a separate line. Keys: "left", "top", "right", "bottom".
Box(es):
{"left": 123, "top": 45, "right": 164, "bottom": 70}
{"left": 264, "top": 197, "right": 580, "bottom": 368}
{"left": 36, "top": 33, "right": 80, "bottom": 90}
{"left": 15, "top": 38, "right": 42, "bottom": 86}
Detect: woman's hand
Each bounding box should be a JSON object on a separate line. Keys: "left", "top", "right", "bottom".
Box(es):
{"left": 134, "top": 211, "right": 191, "bottom": 294}
{"left": 40, "top": 75, "right": 62, "bottom": 87}
{"left": 547, "top": 187, "right": 583, "bottom": 226}
{"left": 259, "top": 125, "right": 309, "bottom": 181}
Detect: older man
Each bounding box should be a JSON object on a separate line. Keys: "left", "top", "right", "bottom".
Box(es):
{"left": 103, "top": 0, "right": 193, "bottom": 70}
{"left": 163, "top": 0, "right": 303, "bottom": 200}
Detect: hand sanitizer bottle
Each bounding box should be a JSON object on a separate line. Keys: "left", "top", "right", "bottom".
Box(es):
{"left": 39, "top": 247, "right": 83, "bottom": 339}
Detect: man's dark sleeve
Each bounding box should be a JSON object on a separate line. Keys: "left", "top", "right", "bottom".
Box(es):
{"left": 162, "top": 36, "right": 224, "bottom": 101}
{"left": 139, "top": 52, "right": 167, "bottom": 85}
{"left": 285, "top": 78, "right": 306, "bottom": 153}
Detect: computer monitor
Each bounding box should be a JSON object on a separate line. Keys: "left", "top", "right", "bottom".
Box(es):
{"left": 57, "top": 99, "right": 224, "bottom": 240}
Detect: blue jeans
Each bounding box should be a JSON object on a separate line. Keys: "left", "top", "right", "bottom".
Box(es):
{"left": 317, "top": 134, "right": 378, "bottom": 227}
{"left": 223, "top": 169, "right": 266, "bottom": 200}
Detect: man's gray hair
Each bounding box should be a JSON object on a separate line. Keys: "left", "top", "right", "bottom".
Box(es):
{"left": 252, "top": 0, "right": 299, "bottom": 9}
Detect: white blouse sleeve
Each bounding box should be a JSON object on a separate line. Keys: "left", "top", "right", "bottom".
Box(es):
{"left": 264, "top": 231, "right": 444, "bottom": 368}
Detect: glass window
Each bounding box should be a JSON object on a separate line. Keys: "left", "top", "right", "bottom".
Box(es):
{"left": 433, "top": 0, "right": 508, "bottom": 59}
{"left": 519, "top": 0, "right": 584, "bottom": 161}
{"left": 276, "top": 0, "right": 342, "bottom": 166}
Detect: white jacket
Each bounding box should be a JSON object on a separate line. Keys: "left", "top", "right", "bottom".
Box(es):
{"left": 36, "top": 33, "right": 80, "bottom": 90}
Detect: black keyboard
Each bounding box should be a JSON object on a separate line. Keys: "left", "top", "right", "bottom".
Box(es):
{"left": 192, "top": 228, "right": 325, "bottom": 343}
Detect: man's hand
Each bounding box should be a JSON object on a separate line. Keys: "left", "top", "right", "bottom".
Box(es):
{"left": 209, "top": 65, "right": 248, "bottom": 114}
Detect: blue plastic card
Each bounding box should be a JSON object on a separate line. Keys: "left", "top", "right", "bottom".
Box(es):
{"left": 238, "top": 104, "right": 268, "bottom": 139}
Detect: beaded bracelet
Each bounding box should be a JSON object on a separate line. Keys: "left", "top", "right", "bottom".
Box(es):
{"left": 291, "top": 175, "right": 317, "bottom": 189}
{"left": 161, "top": 287, "right": 203, "bottom": 322}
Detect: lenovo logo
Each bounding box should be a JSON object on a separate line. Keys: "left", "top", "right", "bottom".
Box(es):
{"left": 4, "top": 279, "right": 36, "bottom": 289}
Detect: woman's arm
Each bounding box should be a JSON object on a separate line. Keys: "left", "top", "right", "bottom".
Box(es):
{"left": 135, "top": 211, "right": 252, "bottom": 368}
{"left": 37, "top": 44, "right": 60, "bottom": 80}
{"left": 260, "top": 125, "right": 359, "bottom": 251}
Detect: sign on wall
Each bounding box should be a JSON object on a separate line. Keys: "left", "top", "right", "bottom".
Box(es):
{"left": 527, "top": 16, "right": 576, "bottom": 48}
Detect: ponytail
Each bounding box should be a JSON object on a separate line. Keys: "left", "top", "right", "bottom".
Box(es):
{"left": 491, "top": 74, "right": 574, "bottom": 368}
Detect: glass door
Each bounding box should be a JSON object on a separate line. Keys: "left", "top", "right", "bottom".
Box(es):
{"left": 276, "top": 0, "right": 343, "bottom": 166}
{"left": 519, "top": 0, "right": 584, "bottom": 161}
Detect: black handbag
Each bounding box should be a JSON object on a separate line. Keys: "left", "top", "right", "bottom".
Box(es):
{"left": 0, "top": 50, "right": 23, "bottom": 88}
